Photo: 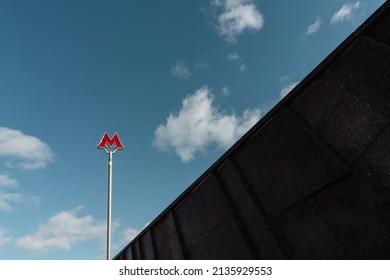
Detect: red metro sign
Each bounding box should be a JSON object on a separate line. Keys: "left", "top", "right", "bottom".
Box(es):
{"left": 97, "top": 132, "right": 124, "bottom": 150}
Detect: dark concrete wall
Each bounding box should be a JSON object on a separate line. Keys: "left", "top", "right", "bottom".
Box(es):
{"left": 115, "top": 2, "right": 390, "bottom": 260}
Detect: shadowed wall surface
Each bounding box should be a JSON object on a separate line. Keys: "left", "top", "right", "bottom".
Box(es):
{"left": 115, "top": 2, "right": 390, "bottom": 260}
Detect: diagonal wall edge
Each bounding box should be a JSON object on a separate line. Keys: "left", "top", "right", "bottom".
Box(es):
{"left": 115, "top": 1, "right": 390, "bottom": 260}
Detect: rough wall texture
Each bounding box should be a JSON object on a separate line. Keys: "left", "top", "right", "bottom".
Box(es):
{"left": 115, "top": 2, "right": 390, "bottom": 260}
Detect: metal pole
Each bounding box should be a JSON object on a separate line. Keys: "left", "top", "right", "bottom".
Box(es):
{"left": 107, "top": 150, "right": 113, "bottom": 260}
{"left": 97, "top": 132, "right": 124, "bottom": 260}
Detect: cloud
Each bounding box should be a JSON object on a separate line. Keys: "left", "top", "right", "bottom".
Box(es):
{"left": 0, "top": 173, "right": 39, "bottom": 212}
{"left": 114, "top": 222, "right": 149, "bottom": 252}
{"left": 0, "top": 228, "right": 12, "bottom": 247}
{"left": 170, "top": 61, "right": 191, "bottom": 79}
{"left": 239, "top": 64, "right": 247, "bottom": 72}
{"left": 227, "top": 52, "right": 241, "bottom": 61}
{"left": 222, "top": 86, "right": 231, "bottom": 96}
{"left": 305, "top": 17, "right": 322, "bottom": 36}
{"left": 278, "top": 75, "right": 290, "bottom": 83}
{"left": 0, "top": 129, "right": 51, "bottom": 212}
{"left": 15, "top": 207, "right": 106, "bottom": 253}
{"left": 227, "top": 52, "right": 247, "bottom": 71}
{"left": 96, "top": 222, "right": 149, "bottom": 259}
{"left": 0, "top": 127, "right": 55, "bottom": 170}
{"left": 280, "top": 82, "right": 299, "bottom": 98}
{"left": 0, "top": 192, "right": 40, "bottom": 212}
{"left": 212, "top": 0, "right": 264, "bottom": 42}
{"left": 154, "top": 86, "right": 261, "bottom": 162}
{"left": 194, "top": 60, "right": 209, "bottom": 70}
{"left": 118, "top": 226, "right": 142, "bottom": 246}
{"left": 0, "top": 174, "right": 18, "bottom": 188}
{"left": 331, "top": 1, "right": 360, "bottom": 24}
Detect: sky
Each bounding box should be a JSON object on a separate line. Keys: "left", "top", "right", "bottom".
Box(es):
{"left": 0, "top": 0, "right": 386, "bottom": 259}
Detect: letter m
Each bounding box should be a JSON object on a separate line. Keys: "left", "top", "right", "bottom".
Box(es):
{"left": 97, "top": 132, "right": 124, "bottom": 149}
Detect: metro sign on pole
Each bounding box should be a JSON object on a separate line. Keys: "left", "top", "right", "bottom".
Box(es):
{"left": 97, "top": 132, "right": 124, "bottom": 260}
{"left": 97, "top": 132, "right": 124, "bottom": 150}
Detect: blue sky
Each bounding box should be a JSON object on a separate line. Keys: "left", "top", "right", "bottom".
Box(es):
{"left": 0, "top": 0, "right": 385, "bottom": 259}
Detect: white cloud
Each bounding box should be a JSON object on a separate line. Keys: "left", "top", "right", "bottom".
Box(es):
{"left": 97, "top": 222, "right": 149, "bottom": 259}
{"left": 239, "top": 64, "right": 247, "bottom": 72}
{"left": 194, "top": 60, "right": 209, "bottom": 70}
{"left": 227, "top": 52, "right": 241, "bottom": 61}
{"left": 0, "top": 174, "right": 18, "bottom": 188}
{"left": 0, "top": 192, "right": 40, "bottom": 212}
{"left": 170, "top": 61, "right": 191, "bottom": 79}
{"left": 331, "top": 1, "right": 361, "bottom": 24}
{"left": 118, "top": 227, "right": 141, "bottom": 246}
{"left": 0, "top": 129, "right": 51, "bottom": 212}
{"left": 227, "top": 52, "right": 247, "bottom": 71}
{"left": 114, "top": 222, "right": 149, "bottom": 252}
{"left": 213, "top": 0, "right": 264, "bottom": 42}
{"left": 278, "top": 75, "right": 290, "bottom": 83}
{"left": 222, "top": 86, "right": 231, "bottom": 96}
{"left": 305, "top": 17, "right": 322, "bottom": 35}
{"left": 154, "top": 86, "right": 261, "bottom": 162}
{"left": 0, "top": 173, "right": 39, "bottom": 212}
{"left": 0, "top": 127, "right": 54, "bottom": 170}
{"left": 15, "top": 207, "right": 106, "bottom": 253}
{"left": 0, "top": 228, "right": 12, "bottom": 247}
{"left": 280, "top": 82, "right": 299, "bottom": 98}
